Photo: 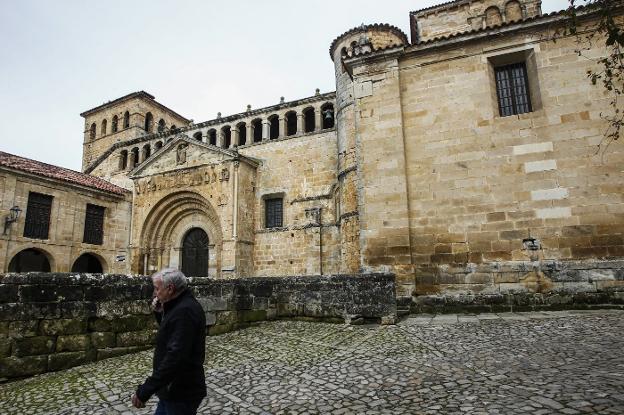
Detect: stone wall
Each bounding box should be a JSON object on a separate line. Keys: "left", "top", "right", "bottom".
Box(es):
{"left": 0, "top": 272, "right": 396, "bottom": 381}
{"left": 409, "top": 259, "right": 624, "bottom": 313}
{"left": 0, "top": 273, "right": 154, "bottom": 382}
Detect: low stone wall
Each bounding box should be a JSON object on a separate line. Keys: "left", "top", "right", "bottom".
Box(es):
{"left": 0, "top": 272, "right": 395, "bottom": 381}
{"left": 0, "top": 273, "right": 155, "bottom": 382}
{"left": 409, "top": 260, "right": 624, "bottom": 313}
{"left": 193, "top": 274, "right": 397, "bottom": 335}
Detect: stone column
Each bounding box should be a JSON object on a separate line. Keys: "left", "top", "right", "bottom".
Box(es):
{"left": 315, "top": 108, "right": 322, "bottom": 131}
{"left": 279, "top": 117, "right": 286, "bottom": 138}
{"left": 262, "top": 120, "right": 270, "bottom": 141}
{"left": 246, "top": 124, "right": 252, "bottom": 144}
{"left": 217, "top": 130, "right": 224, "bottom": 148}
{"left": 296, "top": 113, "right": 304, "bottom": 135}
{"left": 232, "top": 127, "right": 240, "bottom": 147}
{"left": 130, "top": 151, "right": 138, "bottom": 169}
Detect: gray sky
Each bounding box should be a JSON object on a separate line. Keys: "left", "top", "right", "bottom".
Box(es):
{"left": 0, "top": 0, "right": 569, "bottom": 171}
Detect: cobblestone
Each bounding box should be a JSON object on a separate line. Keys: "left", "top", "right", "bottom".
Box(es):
{"left": 1, "top": 310, "right": 623, "bottom": 414}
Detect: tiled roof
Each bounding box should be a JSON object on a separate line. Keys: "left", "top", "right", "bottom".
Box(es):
{"left": 410, "top": 0, "right": 463, "bottom": 15}
{"left": 79, "top": 91, "right": 155, "bottom": 117}
{"left": 0, "top": 151, "right": 128, "bottom": 196}
{"left": 329, "top": 23, "right": 408, "bottom": 59}
{"left": 412, "top": 8, "right": 569, "bottom": 46}
{"left": 79, "top": 90, "right": 190, "bottom": 123}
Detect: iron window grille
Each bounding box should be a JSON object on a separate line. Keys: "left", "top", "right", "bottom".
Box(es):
{"left": 495, "top": 62, "right": 532, "bottom": 117}
{"left": 23, "top": 192, "right": 53, "bottom": 239}
{"left": 83, "top": 204, "right": 105, "bottom": 245}
{"left": 265, "top": 198, "right": 283, "bottom": 228}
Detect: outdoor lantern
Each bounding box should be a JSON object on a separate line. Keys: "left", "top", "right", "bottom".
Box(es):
{"left": 3, "top": 205, "right": 22, "bottom": 234}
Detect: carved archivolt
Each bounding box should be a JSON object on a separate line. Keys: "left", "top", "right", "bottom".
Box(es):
{"left": 139, "top": 191, "right": 223, "bottom": 252}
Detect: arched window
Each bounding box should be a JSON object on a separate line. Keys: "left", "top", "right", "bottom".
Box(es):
{"left": 89, "top": 123, "right": 96, "bottom": 140}
{"left": 485, "top": 6, "right": 502, "bottom": 26}
{"left": 505, "top": 0, "right": 523, "bottom": 21}
{"left": 222, "top": 126, "right": 231, "bottom": 148}
{"left": 155, "top": 141, "right": 163, "bottom": 150}
{"left": 285, "top": 111, "right": 297, "bottom": 136}
{"left": 145, "top": 112, "right": 154, "bottom": 132}
{"left": 268, "top": 115, "right": 279, "bottom": 139}
{"left": 71, "top": 253, "right": 103, "bottom": 273}
{"left": 237, "top": 122, "right": 247, "bottom": 146}
{"left": 321, "top": 103, "right": 335, "bottom": 129}
{"left": 101, "top": 119, "right": 107, "bottom": 135}
{"left": 130, "top": 147, "right": 139, "bottom": 168}
{"left": 119, "top": 150, "right": 128, "bottom": 170}
{"left": 252, "top": 119, "right": 262, "bottom": 142}
{"left": 123, "top": 111, "right": 130, "bottom": 128}
{"left": 142, "top": 144, "right": 151, "bottom": 161}
{"left": 193, "top": 132, "right": 203, "bottom": 141}
{"left": 157, "top": 119, "right": 166, "bottom": 133}
{"left": 208, "top": 129, "right": 217, "bottom": 146}
{"left": 303, "top": 107, "right": 315, "bottom": 133}
{"left": 112, "top": 115, "right": 118, "bottom": 133}
{"left": 8, "top": 248, "right": 51, "bottom": 272}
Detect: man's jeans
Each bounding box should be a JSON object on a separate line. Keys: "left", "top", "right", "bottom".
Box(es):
{"left": 154, "top": 398, "right": 203, "bottom": 415}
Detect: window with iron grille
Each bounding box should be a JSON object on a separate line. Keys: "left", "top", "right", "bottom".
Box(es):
{"left": 23, "top": 192, "right": 53, "bottom": 239}
{"left": 83, "top": 204, "right": 105, "bottom": 245}
{"left": 494, "top": 62, "right": 532, "bottom": 117}
{"left": 265, "top": 198, "right": 283, "bottom": 228}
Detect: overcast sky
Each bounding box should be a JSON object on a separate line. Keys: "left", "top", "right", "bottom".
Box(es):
{"left": 0, "top": 0, "right": 569, "bottom": 171}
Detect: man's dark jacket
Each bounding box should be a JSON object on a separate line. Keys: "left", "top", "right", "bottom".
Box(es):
{"left": 136, "top": 289, "right": 207, "bottom": 403}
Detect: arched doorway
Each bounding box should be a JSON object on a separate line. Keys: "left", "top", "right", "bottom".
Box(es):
{"left": 8, "top": 248, "right": 51, "bottom": 272}
{"left": 71, "top": 253, "right": 103, "bottom": 273}
{"left": 181, "top": 228, "right": 209, "bottom": 277}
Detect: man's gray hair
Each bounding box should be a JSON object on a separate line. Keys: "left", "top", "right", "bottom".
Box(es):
{"left": 152, "top": 268, "right": 188, "bottom": 292}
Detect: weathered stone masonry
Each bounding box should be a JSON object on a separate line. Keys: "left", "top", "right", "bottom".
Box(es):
{"left": 0, "top": 272, "right": 396, "bottom": 381}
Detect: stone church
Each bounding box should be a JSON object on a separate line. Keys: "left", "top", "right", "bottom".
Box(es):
{"left": 1, "top": 0, "right": 622, "bottom": 301}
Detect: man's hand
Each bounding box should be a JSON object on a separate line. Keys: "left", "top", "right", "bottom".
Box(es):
{"left": 132, "top": 393, "right": 145, "bottom": 408}
{"left": 152, "top": 297, "right": 163, "bottom": 313}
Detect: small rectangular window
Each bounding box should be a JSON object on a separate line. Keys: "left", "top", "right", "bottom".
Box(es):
{"left": 24, "top": 192, "right": 53, "bottom": 239}
{"left": 83, "top": 204, "right": 105, "bottom": 245}
{"left": 495, "top": 62, "right": 532, "bottom": 117}
{"left": 265, "top": 198, "right": 283, "bottom": 228}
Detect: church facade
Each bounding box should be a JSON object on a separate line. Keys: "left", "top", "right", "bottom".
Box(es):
{"left": 2, "top": 0, "right": 623, "bottom": 300}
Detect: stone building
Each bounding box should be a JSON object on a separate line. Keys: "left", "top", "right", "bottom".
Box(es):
{"left": 0, "top": 152, "right": 130, "bottom": 274}
{"left": 2, "top": 0, "right": 623, "bottom": 303}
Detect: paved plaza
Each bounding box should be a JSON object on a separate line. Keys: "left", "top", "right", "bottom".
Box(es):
{"left": 1, "top": 310, "right": 623, "bottom": 414}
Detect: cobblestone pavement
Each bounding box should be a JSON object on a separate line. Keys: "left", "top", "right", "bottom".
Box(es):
{"left": 1, "top": 310, "right": 623, "bottom": 414}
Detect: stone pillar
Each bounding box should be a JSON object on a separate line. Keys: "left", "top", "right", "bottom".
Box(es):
{"left": 246, "top": 124, "right": 252, "bottom": 144}
{"left": 262, "top": 120, "right": 269, "bottom": 141}
{"left": 217, "top": 130, "right": 224, "bottom": 148}
{"left": 315, "top": 108, "right": 322, "bottom": 131}
{"left": 232, "top": 127, "right": 240, "bottom": 147}
{"left": 296, "top": 113, "right": 304, "bottom": 135}
{"left": 279, "top": 117, "right": 286, "bottom": 138}
{"left": 130, "top": 151, "right": 138, "bottom": 169}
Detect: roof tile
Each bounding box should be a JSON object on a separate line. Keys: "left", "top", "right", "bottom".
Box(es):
{"left": 0, "top": 151, "right": 128, "bottom": 196}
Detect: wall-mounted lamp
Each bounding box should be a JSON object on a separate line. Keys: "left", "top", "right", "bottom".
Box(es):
{"left": 4, "top": 205, "right": 22, "bottom": 235}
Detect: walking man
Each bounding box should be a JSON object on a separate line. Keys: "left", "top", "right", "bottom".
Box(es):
{"left": 132, "top": 268, "right": 207, "bottom": 414}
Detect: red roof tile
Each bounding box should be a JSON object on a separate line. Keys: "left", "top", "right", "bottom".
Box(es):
{"left": 0, "top": 151, "right": 128, "bottom": 196}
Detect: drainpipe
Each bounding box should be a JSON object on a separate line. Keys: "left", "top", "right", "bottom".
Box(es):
{"left": 317, "top": 208, "right": 323, "bottom": 276}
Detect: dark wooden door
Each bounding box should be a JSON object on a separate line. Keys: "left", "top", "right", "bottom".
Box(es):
{"left": 181, "top": 228, "right": 209, "bottom": 277}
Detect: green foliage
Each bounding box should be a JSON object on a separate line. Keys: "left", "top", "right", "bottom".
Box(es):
{"left": 566, "top": 0, "right": 623, "bottom": 145}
